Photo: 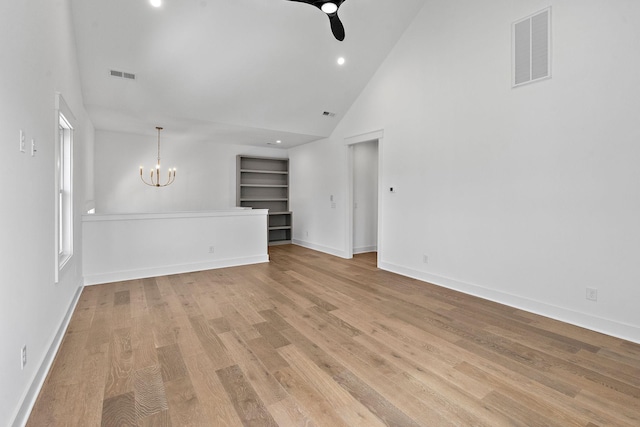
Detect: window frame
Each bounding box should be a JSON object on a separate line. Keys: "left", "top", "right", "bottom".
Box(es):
{"left": 54, "top": 94, "right": 75, "bottom": 282}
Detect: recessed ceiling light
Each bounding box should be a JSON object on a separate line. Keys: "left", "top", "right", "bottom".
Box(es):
{"left": 276, "top": 140, "right": 282, "bottom": 144}
{"left": 321, "top": 3, "right": 338, "bottom": 14}
{"left": 150, "top": 0, "right": 162, "bottom": 8}
{"left": 337, "top": 57, "right": 345, "bottom": 65}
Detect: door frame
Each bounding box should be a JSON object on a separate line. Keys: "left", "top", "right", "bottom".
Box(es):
{"left": 344, "top": 129, "right": 384, "bottom": 263}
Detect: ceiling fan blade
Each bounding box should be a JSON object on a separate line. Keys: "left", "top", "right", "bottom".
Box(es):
{"left": 286, "top": 0, "right": 347, "bottom": 41}
{"left": 328, "top": 13, "right": 345, "bottom": 41}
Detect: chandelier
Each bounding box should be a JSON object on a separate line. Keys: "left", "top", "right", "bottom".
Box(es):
{"left": 139, "top": 126, "right": 176, "bottom": 187}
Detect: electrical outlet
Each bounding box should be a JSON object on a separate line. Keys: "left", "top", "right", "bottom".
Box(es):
{"left": 423, "top": 254, "right": 428, "bottom": 264}
{"left": 31, "top": 139, "right": 37, "bottom": 157}
{"left": 21, "top": 346, "right": 27, "bottom": 370}
{"left": 208, "top": 246, "right": 215, "bottom": 254}
{"left": 586, "top": 287, "right": 598, "bottom": 301}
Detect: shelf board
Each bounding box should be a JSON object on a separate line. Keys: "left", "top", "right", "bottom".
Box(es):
{"left": 240, "top": 198, "right": 288, "bottom": 202}
{"left": 268, "top": 211, "right": 292, "bottom": 215}
{"left": 268, "top": 226, "right": 292, "bottom": 231}
{"left": 240, "top": 169, "right": 288, "bottom": 175}
{"left": 268, "top": 239, "right": 292, "bottom": 246}
{"left": 240, "top": 184, "right": 288, "bottom": 188}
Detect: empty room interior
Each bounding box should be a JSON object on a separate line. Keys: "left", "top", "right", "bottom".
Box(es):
{"left": 2, "top": 0, "right": 640, "bottom": 426}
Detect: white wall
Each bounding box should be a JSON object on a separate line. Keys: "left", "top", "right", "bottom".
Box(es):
{"left": 289, "top": 0, "right": 640, "bottom": 343}
{"left": 95, "top": 130, "right": 287, "bottom": 213}
{"left": 290, "top": 136, "right": 348, "bottom": 257}
{"left": 353, "top": 141, "right": 378, "bottom": 253}
{"left": 0, "top": 0, "right": 94, "bottom": 425}
{"left": 83, "top": 210, "right": 268, "bottom": 285}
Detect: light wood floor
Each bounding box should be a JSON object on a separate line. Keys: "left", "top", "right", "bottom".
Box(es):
{"left": 28, "top": 245, "right": 640, "bottom": 426}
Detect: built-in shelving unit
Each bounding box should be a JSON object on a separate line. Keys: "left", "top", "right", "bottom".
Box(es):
{"left": 237, "top": 156, "right": 292, "bottom": 245}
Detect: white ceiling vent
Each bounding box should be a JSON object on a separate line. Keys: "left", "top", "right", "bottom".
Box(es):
{"left": 322, "top": 111, "right": 336, "bottom": 117}
{"left": 512, "top": 7, "right": 551, "bottom": 87}
{"left": 109, "top": 69, "right": 136, "bottom": 80}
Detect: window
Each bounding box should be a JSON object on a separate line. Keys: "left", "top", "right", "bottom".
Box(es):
{"left": 55, "top": 94, "right": 74, "bottom": 281}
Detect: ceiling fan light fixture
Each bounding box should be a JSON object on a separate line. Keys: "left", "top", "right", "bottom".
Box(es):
{"left": 321, "top": 2, "right": 338, "bottom": 14}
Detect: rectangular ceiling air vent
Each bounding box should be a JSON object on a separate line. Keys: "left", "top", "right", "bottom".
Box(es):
{"left": 109, "top": 69, "right": 136, "bottom": 80}
{"left": 512, "top": 7, "right": 551, "bottom": 87}
{"left": 322, "top": 111, "right": 336, "bottom": 117}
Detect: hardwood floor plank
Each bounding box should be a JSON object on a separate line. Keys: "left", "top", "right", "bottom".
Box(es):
{"left": 231, "top": 298, "right": 267, "bottom": 325}
{"left": 103, "top": 327, "right": 134, "bottom": 399}
{"left": 131, "top": 314, "right": 159, "bottom": 370}
{"left": 183, "top": 352, "right": 245, "bottom": 426}
{"left": 218, "top": 330, "right": 288, "bottom": 405}
{"left": 45, "top": 329, "right": 90, "bottom": 386}
{"left": 68, "top": 344, "right": 109, "bottom": 426}
{"left": 208, "top": 316, "right": 231, "bottom": 334}
{"left": 254, "top": 321, "right": 291, "bottom": 349}
{"left": 455, "top": 361, "right": 589, "bottom": 426}
{"left": 157, "top": 343, "right": 189, "bottom": 383}
{"left": 149, "top": 302, "right": 178, "bottom": 348}
{"left": 332, "top": 369, "right": 422, "bottom": 427}
{"left": 188, "top": 314, "right": 234, "bottom": 370}
{"left": 194, "top": 293, "right": 224, "bottom": 319}
{"left": 164, "top": 376, "right": 208, "bottom": 426}
{"left": 258, "top": 309, "right": 292, "bottom": 331}
{"left": 574, "top": 388, "right": 640, "bottom": 426}
{"left": 138, "top": 410, "right": 172, "bottom": 427}
{"left": 267, "top": 396, "right": 317, "bottom": 427}
{"left": 273, "top": 367, "right": 350, "bottom": 427}
{"left": 134, "top": 364, "right": 168, "bottom": 419}
{"left": 173, "top": 314, "right": 206, "bottom": 357}
{"left": 247, "top": 336, "right": 290, "bottom": 373}
{"left": 219, "top": 302, "right": 262, "bottom": 341}
{"left": 216, "top": 364, "right": 279, "bottom": 427}
{"left": 101, "top": 392, "right": 136, "bottom": 427}
{"left": 278, "top": 344, "right": 388, "bottom": 427}
{"left": 27, "top": 245, "right": 640, "bottom": 426}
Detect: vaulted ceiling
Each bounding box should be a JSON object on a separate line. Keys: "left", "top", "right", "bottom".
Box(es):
{"left": 71, "top": 0, "right": 427, "bottom": 147}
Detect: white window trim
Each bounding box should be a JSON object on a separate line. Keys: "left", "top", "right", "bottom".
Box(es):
{"left": 54, "top": 93, "right": 75, "bottom": 283}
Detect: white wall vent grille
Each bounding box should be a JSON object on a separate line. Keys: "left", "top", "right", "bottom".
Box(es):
{"left": 512, "top": 7, "right": 551, "bottom": 87}
{"left": 109, "top": 69, "right": 136, "bottom": 80}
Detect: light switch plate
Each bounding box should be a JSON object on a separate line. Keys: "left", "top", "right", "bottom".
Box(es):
{"left": 19, "top": 130, "right": 25, "bottom": 153}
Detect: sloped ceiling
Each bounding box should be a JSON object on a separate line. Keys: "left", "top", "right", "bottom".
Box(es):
{"left": 71, "top": 0, "right": 427, "bottom": 147}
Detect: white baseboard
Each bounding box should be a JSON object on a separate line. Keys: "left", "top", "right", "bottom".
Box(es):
{"left": 379, "top": 260, "right": 640, "bottom": 344}
{"left": 84, "top": 255, "right": 269, "bottom": 286}
{"left": 11, "top": 282, "right": 84, "bottom": 427}
{"left": 292, "top": 239, "right": 349, "bottom": 259}
{"left": 353, "top": 245, "right": 377, "bottom": 254}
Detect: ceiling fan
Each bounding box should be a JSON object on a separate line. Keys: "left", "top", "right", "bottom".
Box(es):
{"left": 287, "top": 0, "right": 347, "bottom": 41}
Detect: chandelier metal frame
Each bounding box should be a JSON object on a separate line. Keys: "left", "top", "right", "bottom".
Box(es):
{"left": 140, "top": 126, "right": 176, "bottom": 187}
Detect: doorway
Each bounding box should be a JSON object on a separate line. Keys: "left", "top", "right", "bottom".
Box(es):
{"left": 345, "top": 130, "right": 383, "bottom": 263}
{"left": 352, "top": 140, "right": 379, "bottom": 254}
